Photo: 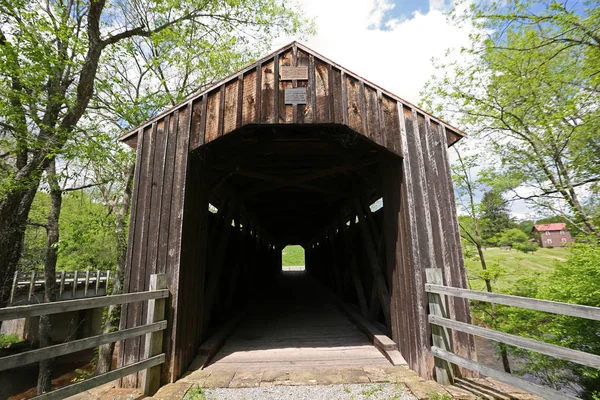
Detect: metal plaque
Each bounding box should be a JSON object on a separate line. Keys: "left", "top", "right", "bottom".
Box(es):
{"left": 280, "top": 66, "right": 309, "bottom": 80}
{"left": 284, "top": 87, "right": 307, "bottom": 105}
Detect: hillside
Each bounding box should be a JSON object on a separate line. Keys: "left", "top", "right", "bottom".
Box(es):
{"left": 282, "top": 245, "right": 305, "bottom": 266}
{"left": 463, "top": 247, "right": 568, "bottom": 292}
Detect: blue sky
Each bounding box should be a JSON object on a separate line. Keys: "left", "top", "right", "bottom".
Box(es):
{"left": 377, "top": 0, "right": 453, "bottom": 27}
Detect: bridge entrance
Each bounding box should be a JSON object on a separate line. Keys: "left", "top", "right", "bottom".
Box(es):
{"left": 117, "top": 42, "right": 475, "bottom": 389}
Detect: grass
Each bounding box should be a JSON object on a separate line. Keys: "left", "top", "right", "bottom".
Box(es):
{"left": 464, "top": 246, "right": 568, "bottom": 292}
{"left": 360, "top": 384, "right": 383, "bottom": 398}
{"left": 282, "top": 245, "right": 305, "bottom": 266}
{"left": 184, "top": 385, "right": 210, "bottom": 400}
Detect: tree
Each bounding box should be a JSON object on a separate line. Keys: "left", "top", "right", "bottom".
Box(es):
{"left": 493, "top": 227, "right": 539, "bottom": 253}
{"left": 452, "top": 144, "right": 512, "bottom": 373}
{"left": 480, "top": 190, "right": 515, "bottom": 243}
{"left": 500, "top": 238, "right": 600, "bottom": 397}
{"left": 0, "top": 0, "right": 311, "bottom": 308}
{"left": 422, "top": 0, "right": 600, "bottom": 237}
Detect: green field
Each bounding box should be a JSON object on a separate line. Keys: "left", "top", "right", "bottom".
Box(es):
{"left": 282, "top": 245, "right": 305, "bottom": 266}
{"left": 464, "top": 247, "right": 567, "bottom": 292}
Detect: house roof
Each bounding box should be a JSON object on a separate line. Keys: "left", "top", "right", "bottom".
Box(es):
{"left": 534, "top": 223, "right": 566, "bottom": 232}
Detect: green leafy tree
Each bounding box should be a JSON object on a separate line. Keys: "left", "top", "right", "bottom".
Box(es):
{"left": 500, "top": 239, "right": 600, "bottom": 397}
{"left": 422, "top": 0, "right": 600, "bottom": 237}
{"left": 452, "top": 144, "right": 512, "bottom": 372}
{"left": 515, "top": 219, "right": 535, "bottom": 236}
{"left": 0, "top": 0, "right": 312, "bottom": 308}
{"left": 480, "top": 190, "right": 515, "bottom": 244}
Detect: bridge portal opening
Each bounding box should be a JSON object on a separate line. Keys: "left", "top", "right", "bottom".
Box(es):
{"left": 176, "top": 124, "right": 395, "bottom": 372}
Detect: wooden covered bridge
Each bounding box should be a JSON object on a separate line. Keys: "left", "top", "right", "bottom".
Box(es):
{"left": 117, "top": 42, "right": 476, "bottom": 389}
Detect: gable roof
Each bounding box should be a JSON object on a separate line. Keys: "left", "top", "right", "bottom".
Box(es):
{"left": 534, "top": 223, "right": 567, "bottom": 232}
{"left": 118, "top": 42, "right": 465, "bottom": 154}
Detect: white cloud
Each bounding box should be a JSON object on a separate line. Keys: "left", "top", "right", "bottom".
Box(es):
{"left": 273, "top": 0, "right": 474, "bottom": 105}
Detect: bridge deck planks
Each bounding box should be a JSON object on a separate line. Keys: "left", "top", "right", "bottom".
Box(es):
{"left": 203, "top": 271, "right": 391, "bottom": 371}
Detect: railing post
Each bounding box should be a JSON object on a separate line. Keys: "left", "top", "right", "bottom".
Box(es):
{"left": 426, "top": 268, "right": 454, "bottom": 384}
{"left": 142, "top": 273, "right": 167, "bottom": 396}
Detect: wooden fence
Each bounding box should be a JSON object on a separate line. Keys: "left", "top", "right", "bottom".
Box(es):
{"left": 9, "top": 270, "right": 111, "bottom": 305}
{"left": 0, "top": 273, "right": 168, "bottom": 399}
{"left": 425, "top": 268, "right": 600, "bottom": 400}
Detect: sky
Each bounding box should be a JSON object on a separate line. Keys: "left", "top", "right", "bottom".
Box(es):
{"left": 272, "top": 0, "right": 470, "bottom": 108}
{"left": 271, "top": 0, "right": 538, "bottom": 220}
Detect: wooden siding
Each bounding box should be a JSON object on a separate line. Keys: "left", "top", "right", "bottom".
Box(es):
{"left": 120, "top": 42, "right": 464, "bottom": 156}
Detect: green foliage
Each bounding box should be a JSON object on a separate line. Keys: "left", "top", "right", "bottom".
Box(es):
{"left": 483, "top": 239, "right": 600, "bottom": 397}
{"left": 516, "top": 220, "right": 534, "bottom": 236}
{"left": 422, "top": 0, "right": 600, "bottom": 236}
{"left": 492, "top": 228, "right": 531, "bottom": 248}
{"left": 0, "top": 333, "right": 22, "bottom": 349}
{"left": 184, "top": 385, "right": 210, "bottom": 400}
{"left": 281, "top": 245, "right": 305, "bottom": 266}
{"left": 21, "top": 191, "right": 118, "bottom": 272}
{"left": 512, "top": 241, "right": 539, "bottom": 254}
{"left": 480, "top": 190, "right": 515, "bottom": 243}
{"left": 428, "top": 392, "right": 453, "bottom": 400}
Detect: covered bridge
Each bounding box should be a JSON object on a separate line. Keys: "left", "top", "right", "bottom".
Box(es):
{"left": 118, "top": 42, "right": 476, "bottom": 387}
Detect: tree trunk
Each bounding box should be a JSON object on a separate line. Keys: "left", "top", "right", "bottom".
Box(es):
{"left": 0, "top": 185, "right": 39, "bottom": 308}
{"left": 37, "top": 160, "right": 61, "bottom": 395}
{"left": 95, "top": 163, "right": 134, "bottom": 375}
{"left": 458, "top": 149, "right": 512, "bottom": 374}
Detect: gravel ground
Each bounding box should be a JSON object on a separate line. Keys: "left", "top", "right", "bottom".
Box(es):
{"left": 184, "top": 383, "right": 418, "bottom": 400}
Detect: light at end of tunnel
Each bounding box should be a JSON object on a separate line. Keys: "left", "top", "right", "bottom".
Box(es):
{"left": 282, "top": 266, "right": 305, "bottom": 272}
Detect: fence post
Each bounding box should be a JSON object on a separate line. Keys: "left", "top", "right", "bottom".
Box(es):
{"left": 426, "top": 268, "right": 454, "bottom": 385}
{"left": 142, "top": 273, "right": 167, "bottom": 396}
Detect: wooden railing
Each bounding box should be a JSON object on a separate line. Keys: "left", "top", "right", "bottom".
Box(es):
{"left": 0, "top": 273, "right": 168, "bottom": 400}
{"left": 9, "top": 270, "right": 111, "bottom": 305}
{"left": 425, "top": 268, "right": 600, "bottom": 400}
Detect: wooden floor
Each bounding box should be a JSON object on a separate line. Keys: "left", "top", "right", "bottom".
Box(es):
{"left": 204, "top": 271, "right": 392, "bottom": 371}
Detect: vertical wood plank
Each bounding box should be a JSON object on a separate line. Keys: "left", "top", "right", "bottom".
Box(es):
{"left": 124, "top": 121, "right": 157, "bottom": 387}
{"left": 309, "top": 54, "right": 317, "bottom": 124}
{"left": 217, "top": 85, "right": 225, "bottom": 138}
{"left": 223, "top": 80, "right": 238, "bottom": 135}
{"left": 382, "top": 95, "right": 401, "bottom": 155}
{"left": 278, "top": 50, "right": 294, "bottom": 123}
{"left": 434, "top": 123, "right": 477, "bottom": 369}
{"left": 119, "top": 127, "right": 144, "bottom": 376}
{"left": 95, "top": 271, "right": 101, "bottom": 295}
{"left": 315, "top": 61, "right": 331, "bottom": 123}
{"left": 340, "top": 71, "right": 349, "bottom": 126}
{"left": 189, "top": 101, "right": 202, "bottom": 151}
{"left": 236, "top": 75, "right": 243, "bottom": 129}
{"left": 426, "top": 268, "right": 454, "bottom": 385}
{"left": 273, "top": 53, "right": 279, "bottom": 123}
{"left": 292, "top": 45, "right": 298, "bottom": 123}
{"left": 242, "top": 69, "right": 257, "bottom": 125}
{"left": 346, "top": 75, "right": 363, "bottom": 134}
{"left": 164, "top": 103, "right": 191, "bottom": 382}
{"left": 71, "top": 271, "right": 77, "bottom": 298}
{"left": 84, "top": 270, "right": 90, "bottom": 297}
{"left": 260, "top": 60, "right": 275, "bottom": 123}
{"left": 199, "top": 94, "right": 207, "bottom": 147}
{"left": 59, "top": 271, "right": 65, "bottom": 299}
{"left": 28, "top": 271, "right": 35, "bottom": 301}
{"left": 359, "top": 81, "right": 368, "bottom": 134}
{"left": 142, "top": 273, "right": 167, "bottom": 396}
{"left": 205, "top": 90, "right": 220, "bottom": 143}
{"left": 255, "top": 63, "right": 262, "bottom": 123}
{"left": 365, "top": 86, "right": 381, "bottom": 145}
